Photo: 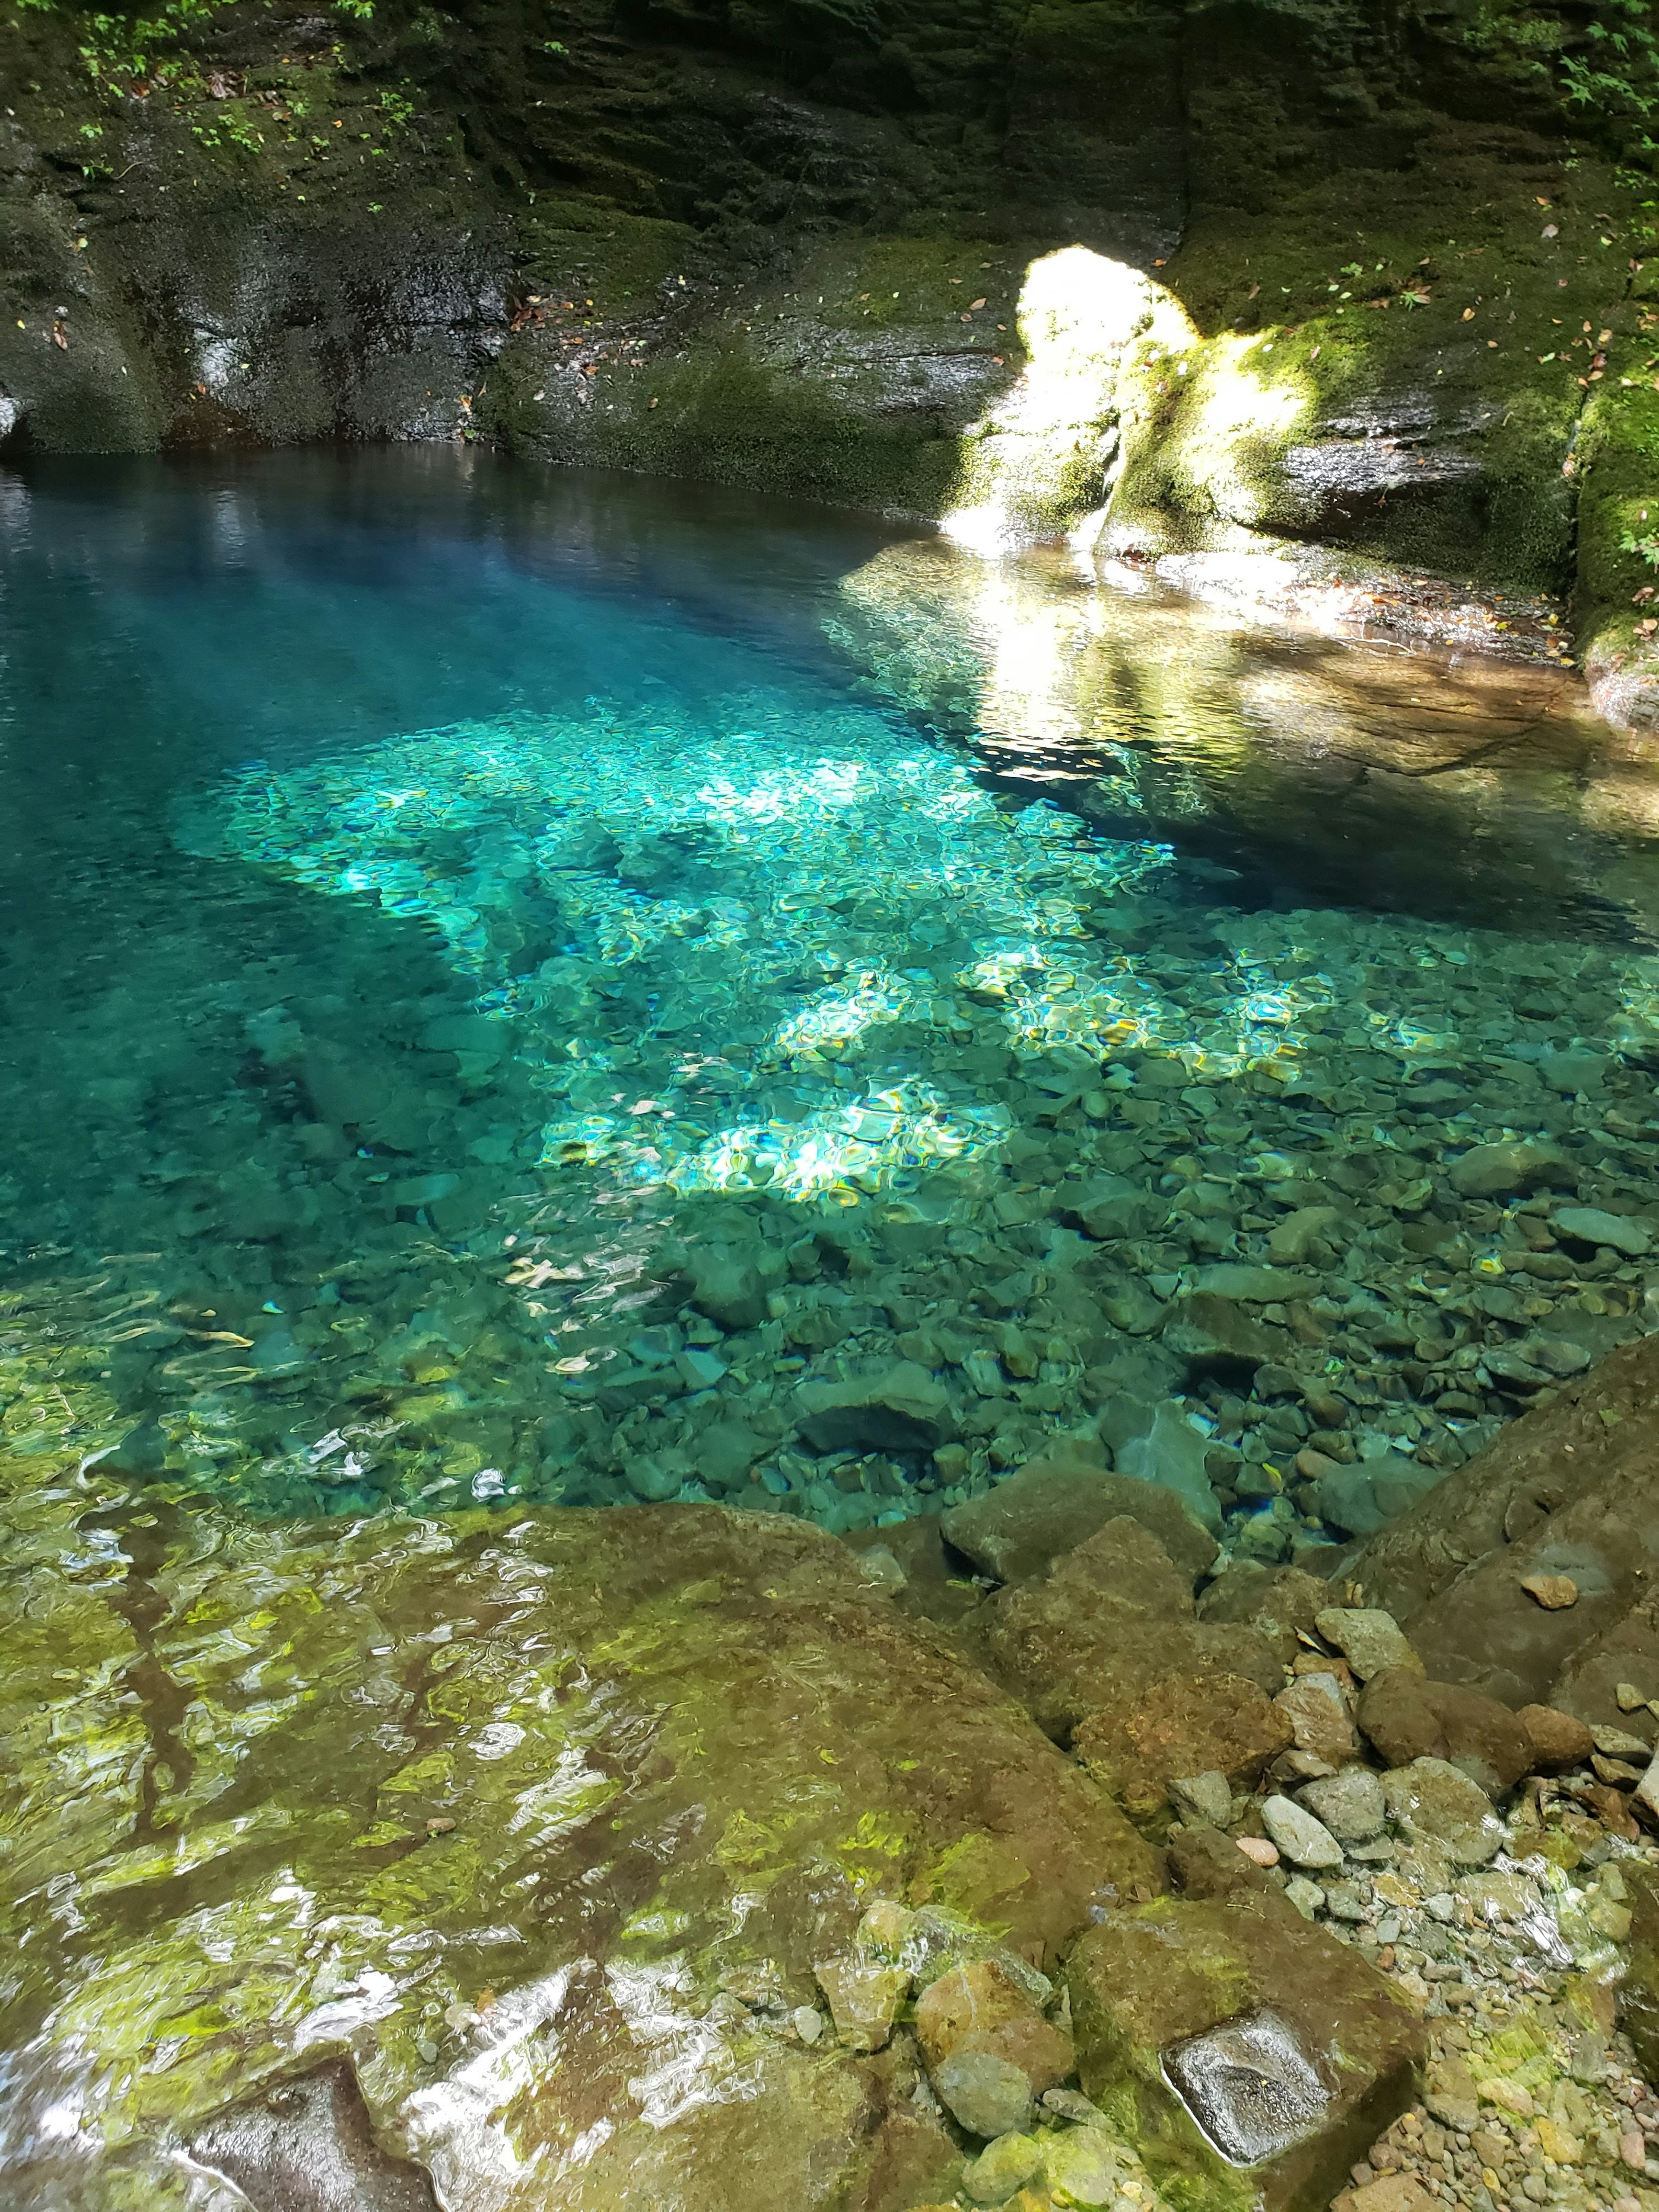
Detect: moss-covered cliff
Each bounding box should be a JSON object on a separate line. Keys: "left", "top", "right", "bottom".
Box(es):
{"left": 2, "top": 0, "right": 1659, "bottom": 715}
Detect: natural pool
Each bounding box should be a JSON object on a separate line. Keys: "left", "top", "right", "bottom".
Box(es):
{"left": 6, "top": 449, "right": 1659, "bottom": 1560}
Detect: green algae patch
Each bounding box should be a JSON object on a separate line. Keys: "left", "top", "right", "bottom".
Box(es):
{"left": 0, "top": 1445, "right": 1156, "bottom": 2202}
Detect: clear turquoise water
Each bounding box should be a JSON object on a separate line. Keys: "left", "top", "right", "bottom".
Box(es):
{"left": 4, "top": 448, "right": 1658, "bottom": 1552}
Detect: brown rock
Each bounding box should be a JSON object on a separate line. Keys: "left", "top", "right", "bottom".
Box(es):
{"left": 1332, "top": 2178, "right": 1438, "bottom": 2212}
{"left": 1074, "top": 1672, "right": 1294, "bottom": 1830}
{"left": 913, "top": 1958, "right": 1073, "bottom": 2094}
{"left": 942, "top": 1457, "right": 1218, "bottom": 1587}
{"left": 4, "top": 1495, "right": 1160, "bottom": 2209}
{"left": 1069, "top": 1885, "right": 1425, "bottom": 2212}
{"left": 1274, "top": 1674, "right": 1360, "bottom": 1771}
{"left": 986, "top": 1517, "right": 1281, "bottom": 1743}
{"left": 1517, "top": 1703, "right": 1595, "bottom": 1771}
{"left": 1357, "top": 1668, "right": 1533, "bottom": 1797}
{"left": 1522, "top": 1573, "right": 1580, "bottom": 1610}
{"left": 1342, "top": 1332, "right": 1659, "bottom": 1713}
{"left": 1198, "top": 1564, "right": 1332, "bottom": 1665}
{"left": 1167, "top": 1823, "right": 1294, "bottom": 1908}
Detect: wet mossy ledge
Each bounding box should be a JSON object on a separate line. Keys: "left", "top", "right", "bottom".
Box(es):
{"left": 2, "top": 0, "right": 1659, "bottom": 715}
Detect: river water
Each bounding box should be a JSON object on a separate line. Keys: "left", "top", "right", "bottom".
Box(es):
{"left": 4, "top": 447, "right": 1659, "bottom": 1557}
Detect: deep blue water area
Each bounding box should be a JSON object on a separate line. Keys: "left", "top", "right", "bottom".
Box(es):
{"left": 4, "top": 448, "right": 1659, "bottom": 1559}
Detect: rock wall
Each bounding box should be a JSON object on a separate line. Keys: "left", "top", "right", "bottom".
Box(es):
{"left": 1, "top": 0, "right": 1657, "bottom": 710}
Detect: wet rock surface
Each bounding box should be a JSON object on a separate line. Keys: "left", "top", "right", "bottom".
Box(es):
{"left": 0, "top": 1472, "right": 1157, "bottom": 2209}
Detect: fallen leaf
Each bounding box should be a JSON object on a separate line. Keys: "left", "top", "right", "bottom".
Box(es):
{"left": 969, "top": 297, "right": 986, "bottom": 310}
{"left": 1462, "top": 306, "right": 1476, "bottom": 321}
{"left": 1543, "top": 223, "right": 1559, "bottom": 238}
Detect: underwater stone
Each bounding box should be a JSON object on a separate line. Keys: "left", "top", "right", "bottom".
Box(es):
{"left": 189, "top": 2057, "right": 439, "bottom": 2212}
{"left": 930, "top": 2051, "right": 1036, "bottom": 2142}
{"left": 915, "top": 1957, "right": 1073, "bottom": 2097}
{"left": 1041, "top": 2128, "right": 1138, "bottom": 2207}
{"left": 1314, "top": 1608, "right": 1423, "bottom": 1682}
{"left": 813, "top": 1954, "right": 909, "bottom": 2052}
{"left": 1447, "top": 1142, "right": 1575, "bottom": 1198}
{"left": 961, "top": 2129, "right": 1046, "bottom": 2204}
{"left": 1260, "top": 1795, "right": 1344, "bottom": 1870}
{"left": 1076, "top": 1672, "right": 1293, "bottom": 1831}
{"left": 1070, "top": 1896, "right": 1423, "bottom": 2211}
{"left": 1192, "top": 1265, "right": 1324, "bottom": 1303}
{"left": 688, "top": 1247, "right": 782, "bottom": 1331}
{"left": 941, "top": 1457, "right": 1218, "bottom": 1587}
{"left": 1296, "top": 1767, "right": 1387, "bottom": 1843}
{"left": 1358, "top": 1670, "right": 1534, "bottom": 1796}
{"left": 1113, "top": 1401, "right": 1222, "bottom": 1535}
{"left": 1313, "top": 1455, "right": 1441, "bottom": 1541}
{"left": 1169, "top": 1771, "right": 1234, "bottom": 1828}
{"left": 1381, "top": 1756, "right": 1505, "bottom": 1864}
{"left": 796, "top": 1363, "right": 954, "bottom": 1454}
{"left": 1516, "top": 1702, "right": 1596, "bottom": 1770}
{"left": 1161, "top": 1295, "right": 1278, "bottom": 1382}
{"left": 1551, "top": 1205, "right": 1652, "bottom": 1257}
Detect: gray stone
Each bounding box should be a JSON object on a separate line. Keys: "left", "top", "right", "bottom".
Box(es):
{"left": 1113, "top": 1399, "right": 1222, "bottom": 1535}
{"left": 1169, "top": 1771, "right": 1234, "bottom": 1828}
{"left": 1315, "top": 1607, "right": 1423, "bottom": 1681}
{"left": 1191, "top": 1264, "right": 1324, "bottom": 1303}
{"left": 1550, "top": 1205, "right": 1651, "bottom": 1258}
{"left": 795, "top": 1362, "right": 954, "bottom": 1453}
{"left": 1381, "top": 1756, "right": 1504, "bottom": 1865}
{"left": 931, "top": 2050, "right": 1036, "bottom": 2140}
{"left": 1297, "top": 1767, "right": 1388, "bottom": 1842}
{"left": 1165, "top": 2005, "right": 1331, "bottom": 2161}
{"left": 1447, "top": 1142, "right": 1574, "bottom": 1198}
{"left": 1322, "top": 1879, "right": 1369, "bottom": 1923}
{"left": 1160, "top": 1293, "right": 1277, "bottom": 1379}
{"left": 1284, "top": 1875, "right": 1327, "bottom": 1918}
{"left": 1314, "top": 1454, "right": 1441, "bottom": 1540}
{"left": 1261, "top": 1794, "right": 1345, "bottom": 1869}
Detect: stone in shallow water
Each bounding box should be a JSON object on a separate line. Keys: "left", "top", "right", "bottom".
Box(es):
{"left": 931, "top": 2050, "right": 1036, "bottom": 2140}
{"left": 1447, "top": 1141, "right": 1575, "bottom": 1197}
{"left": 796, "top": 1362, "right": 954, "bottom": 1453}
{"left": 1070, "top": 1894, "right": 1422, "bottom": 2210}
{"left": 3, "top": 1491, "right": 1155, "bottom": 2208}
{"left": 1192, "top": 1264, "right": 1324, "bottom": 1303}
{"left": 1114, "top": 1399, "right": 1222, "bottom": 1534}
{"left": 1260, "top": 1794, "right": 1344, "bottom": 1870}
{"left": 190, "top": 2057, "right": 440, "bottom": 2212}
{"left": 960, "top": 2129, "right": 1046, "bottom": 2204}
{"left": 1313, "top": 1455, "right": 1441, "bottom": 1541}
{"left": 1381, "top": 1755, "right": 1505, "bottom": 1864}
{"left": 1314, "top": 1607, "right": 1422, "bottom": 1682}
{"left": 1356, "top": 1667, "right": 1533, "bottom": 1795}
{"left": 1296, "top": 1767, "right": 1386, "bottom": 1842}
{"left": 941, "top": 1457, "right": 1217, "bottom": 1586}
{"left": 1164, "top": 2009, "right": 1330, "bottom": 2164}
{"left": 1169, "top": 1770, "right": 1234, "bottom": 1827}
{"left": 1551, "top": 1205, "right": 1651, "bottom": 1257}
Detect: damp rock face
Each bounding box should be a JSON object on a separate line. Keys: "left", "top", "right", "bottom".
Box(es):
{"left": 982, "top": 1515, "right": 1286, "bottom": 1831}
{"left": 188, "top": 2060, "right": 440, "bottom": 2212}
{"left": 1347, "top": 1335, "right": 1659, "bottom": 1722}
{"left": 0, "top": 1486, "right": 1159, "bottom": 2209}
{"left": 1068, "top": 1881, "right": 1425, "bottom": 2212}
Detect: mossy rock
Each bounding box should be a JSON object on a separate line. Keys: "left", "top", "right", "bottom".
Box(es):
{"left": 0, "top": 1454, "right": 1157, "bottom": 2207}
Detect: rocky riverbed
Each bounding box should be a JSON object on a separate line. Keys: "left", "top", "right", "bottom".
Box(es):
{"left": 11, "top": 1363, "right": 1659, "bottom": 2212}
{"left": 9, "top": 674, "right": 1659, "bottom": 1564}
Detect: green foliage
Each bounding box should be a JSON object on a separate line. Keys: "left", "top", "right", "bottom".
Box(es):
{"left": 1621, "top": 525, "right": 1659, "bottom": 564}
{"left": 1421, "top": 0, "right": 1659, "bottom": 150}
